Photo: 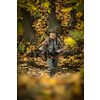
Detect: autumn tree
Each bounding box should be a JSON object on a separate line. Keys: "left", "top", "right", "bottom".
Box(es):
{"left": 17, "top": 0, "right": 84, "bottom": 44}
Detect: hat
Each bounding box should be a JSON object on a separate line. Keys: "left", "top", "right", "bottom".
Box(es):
{"left": 49, "top": 29, "right": 56, "bottom": 33}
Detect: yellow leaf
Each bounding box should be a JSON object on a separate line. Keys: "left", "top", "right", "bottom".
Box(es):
{"left": 79, "top": 54, "right": 82, "bottom": 56}
{"left": 61, "top": 7, "right": 72, "bottom": 12}
{"left": 61, "top": 61, "right": 63, "bottom": 63}
{"left": 26, "top": 47, "right": 29, "bottom": 50}
{"left": 33, "top": 45, "right": 35, "bottom": 48}
{"left": 32, "top": 24, "right": 35, "bottom": 27}
{"left": 63, "top": 59, "right": 67, "bottom": 61}
{"left": 68, "top": 59, "right": 71, "bottom": 61}
{"left": 31, "top": 5, "right": 37, "bottom": 11}
{"left": 33, "top": 48, "right": 36, "bottom": 50}
{"left": 24, "top": 57, "right": 28, "bottom": 61}
{"left": 30, "top": 57, "right": 33, "bottom": 60}
{"left": 36, "top": 0, "right": 39, "bottom": 4}
{"left": 47, "top": 9, "right": 51, "bottom": 13}
{"left": 26, "top": 49, "right": 31, "bottom": 54}
{"left": 19, "top": 42, "right": 22, "bottom": 44}
{"left": 18, "top": 53, "right": 20, "bottom": 56}
{"left": 34, "top": 12, "right": 36, "bottom": 15}
{"left": 37, "top": 19, "right": 42, "bottom": 22}
{"left": 70, "top": 56, "right": 74, "bottom": 60}
{"left": 76, "top": 2, "right": 79, "bottom": 6}
{"left": 24, "top": 54, "right": 26, "bottom": 56}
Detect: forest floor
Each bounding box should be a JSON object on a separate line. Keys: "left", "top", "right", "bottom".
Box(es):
{"left": 17, "top": 55, "right": 83, "bottom": 78}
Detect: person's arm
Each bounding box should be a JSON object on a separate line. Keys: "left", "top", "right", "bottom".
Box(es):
{"left": 39, "top": 47, "right": 43, "bottom": 51}
{"left": 40, "top": 38, "right": 49, "bottom": 55}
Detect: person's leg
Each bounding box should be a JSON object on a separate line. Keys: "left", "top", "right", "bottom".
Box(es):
{"left": 53, "top": 58, "right": 59, "bottom": 74}
{"left": 47, "top": 58, "right": 54, "bottom": 76}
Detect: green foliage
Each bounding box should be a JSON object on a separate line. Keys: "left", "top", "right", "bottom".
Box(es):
{"left": 70, "top": 29, "right": 84, "bottom": 41}
{"left": 47, "top": 8, "right": 51, "bottom": 13}
{"left": 65, "top": 0, "right": 84, "bottom": 13}
{"left": 26, "top": 42, "right": 30, "bottom": 46}
{"left": 79, "top": 68, "right": 84, "bottom": 77}
{"left": 40, "top": 33, "right": 48, "bottom": 41}
{"left": 17, "top": 0, "right": 51, "bottom": 18}
{"left": 76, "top": 4, "right": 84, "bottom": 12}
{"left": 18, "top": 44, "right": 25, "bottom": 53}
{"left": 67, "top": 0, "right": 78, "bottom": 3}
{"left": 17, "top": 20, "right": 24, "bottom": 38}
{"left": 35, "top": 12, "right": 41, "bottom": 17}
{"left": 72, "top": 0, "right": 84, "bottom": 13}
{"left": 72, "top": 5, "right": 84, "bottom": 13}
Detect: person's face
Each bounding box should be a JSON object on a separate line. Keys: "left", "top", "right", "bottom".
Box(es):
{"left": 50, "top": 32, "right": 56, "bottom": 37}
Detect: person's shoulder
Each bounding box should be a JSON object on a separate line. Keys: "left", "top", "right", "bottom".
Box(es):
{"left": 45, "top": 37, "right": 50, "bottom": 41}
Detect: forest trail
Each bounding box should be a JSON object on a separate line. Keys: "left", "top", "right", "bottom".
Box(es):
{"left": 17, "top": 54, "right": 83, "bottom": 78}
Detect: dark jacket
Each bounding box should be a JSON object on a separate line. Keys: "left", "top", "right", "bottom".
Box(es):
{"left": 41, "top": 36, "right": 64, "bottom": 59}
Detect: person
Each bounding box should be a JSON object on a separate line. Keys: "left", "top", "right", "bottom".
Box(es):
{"left": 39, "top": 29, "right": 64, "bottom": 76}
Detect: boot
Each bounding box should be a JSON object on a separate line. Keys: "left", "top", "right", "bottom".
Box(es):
{"left": 54, "top": 67, "right": 57, "bottom": 74}
{"left": 49, "top": 69, "right": 55, "bottom": 77}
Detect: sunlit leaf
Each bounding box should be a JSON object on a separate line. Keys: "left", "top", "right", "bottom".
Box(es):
{"left": 64, "top": 37, "right": 77, "bottom": 47}
{"left": 61, "top": 7, "right": 72, "bottom": 12}
{"left": 24, "top": 57, "right": 28, "bottom": 61}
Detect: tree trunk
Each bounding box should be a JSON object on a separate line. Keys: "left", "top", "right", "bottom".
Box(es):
{"left": 18, "top": 8, "right": 36, "bottom": 43}
{"left": 47, "top": 0, "right": 63, "bottom": 35}
{"left": 68, "top": 8, "right": 77, "bottom": 34}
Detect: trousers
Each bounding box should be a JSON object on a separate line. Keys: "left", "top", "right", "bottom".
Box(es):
{"left": 47, "top": 57, "right": 58, "bottom": 76}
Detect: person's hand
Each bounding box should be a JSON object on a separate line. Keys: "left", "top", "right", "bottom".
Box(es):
{"left": 39, "top": 47, "right": 43, "bottom": 51}
{"left": 57, "top": 49, "right": 61, "bottom": 53}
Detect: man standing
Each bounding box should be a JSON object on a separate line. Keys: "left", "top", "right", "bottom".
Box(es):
{"left": 39, "top": 29, "right": 64, "bottom": 76}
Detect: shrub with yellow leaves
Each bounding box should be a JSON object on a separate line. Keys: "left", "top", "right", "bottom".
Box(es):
{"left": 64, "top": 37, "right": 77, "bottom": 47}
